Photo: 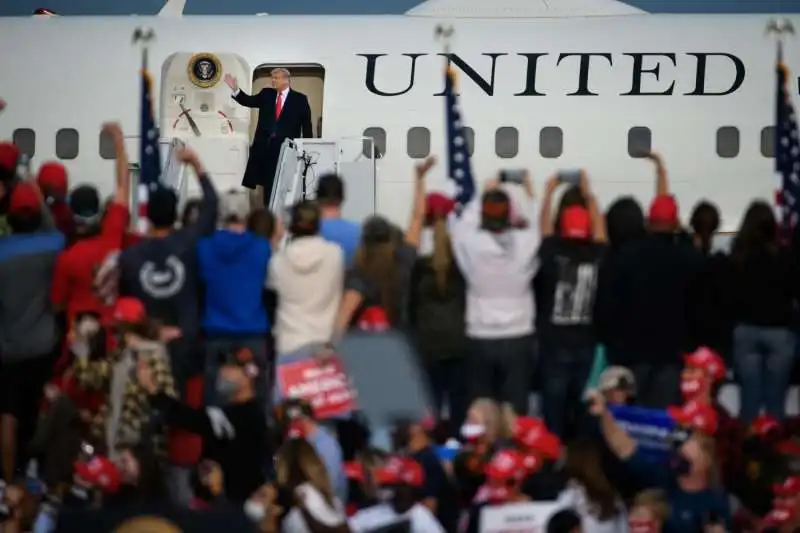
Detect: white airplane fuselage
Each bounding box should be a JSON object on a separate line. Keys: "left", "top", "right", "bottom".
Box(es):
{"left": 0, "top": 14, "right": 797, "bottom": 229}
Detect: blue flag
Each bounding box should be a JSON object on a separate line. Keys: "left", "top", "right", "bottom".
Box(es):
{"left": 443, "top": 67, "right": 476, "bottom": 209}
{"left": 138, "top": 62, "right": 163, "bottom": 232}
{"left": 609, "top": 405, "right": 675, "bottom": 460}
{"left": 775, "top": 41, "right": 800, "bottom": 236}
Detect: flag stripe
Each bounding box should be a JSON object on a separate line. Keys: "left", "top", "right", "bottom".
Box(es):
{"left": 775, "top": 41, "right": 800, "bottom": 239}
{"left": 444, "top": 66, "right": 475, "bottom": 209}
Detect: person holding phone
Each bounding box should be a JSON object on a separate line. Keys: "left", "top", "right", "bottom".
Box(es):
{"left": 535, "top": 171, "right": 606, "bottom": 438}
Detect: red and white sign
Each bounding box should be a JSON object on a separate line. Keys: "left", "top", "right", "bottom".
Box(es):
{"left": 277, "top": 356, "right": 357, "bottom": 419}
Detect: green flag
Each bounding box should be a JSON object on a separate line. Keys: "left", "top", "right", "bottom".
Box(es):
{"left": 583, "top": 344, "right": 608, "bottom": 399}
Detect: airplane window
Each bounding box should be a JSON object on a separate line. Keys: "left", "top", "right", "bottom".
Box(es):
{"left": 99, "top": 130, "right": 116, "bottom": 160}
{"left": 12, "top": 129, "right": 35, "bottom": 158}
{"left": 716, "top": 127, "right": 740, "bottom": 158}
{"left": 495, "top": 127, "right": 519, "bottom": 159}
{"left": 362, "top": 127, "right": 386, "bottom": 159}
{"left": 56, "top": 128, "right": 79, "bottom": 160}
{"left": 761, "top": 126, "right": 775, "bottom": 158}
{"left": 406, "top": 127, "right": 431, "bottom": 159}
{"left": 627, "top": 127, "right": 651, "bottom": 158}
{"left": 463, "top": 127, "right": 475, "bottom": 157}
{"left": 539, "top": 127, "right": 563, "bottom": 159}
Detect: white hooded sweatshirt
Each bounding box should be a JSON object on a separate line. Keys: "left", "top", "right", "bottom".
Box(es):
{"left": 269, "top": 236, "right": 344, "bottom": 354}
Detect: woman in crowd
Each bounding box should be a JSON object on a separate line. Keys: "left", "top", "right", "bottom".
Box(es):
{"left": 275, "top": 438, "right": 349, "bottom": 533}
{"left": 728, "top": 200, "right": 798, "bottom": 422}
{"left": 408, "top": 192, "right": 467, "bottom": 430}
{"left": 556, "top": 439, "right": 626, "bottom": 533}
{"left": 628, "top": 489, "right": 670, "bottom": 533}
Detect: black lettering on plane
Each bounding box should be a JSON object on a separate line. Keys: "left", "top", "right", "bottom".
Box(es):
{"left": 514, "top": 53, "right": 548, "bottom": 96}
{"left": 556, "top": 53, "right": 613, "bottom": 96}
{"left": 434, "top": 53, "right": 508, "bottom": 96}
{"left": 359, "top": 53, "right": 427, "bottom": 97}
{"left": 621, "top": 53, "right": 676, "bottom": 96}
{"left": 684, "top": 53, "right": 745, "bottom": 96}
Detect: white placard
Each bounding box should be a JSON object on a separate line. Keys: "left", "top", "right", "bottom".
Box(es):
{"left": 479, "top": 502, "right": 560, "bottom": 533}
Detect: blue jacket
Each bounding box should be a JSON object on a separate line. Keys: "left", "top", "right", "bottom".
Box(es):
{"left": 198, "top": 230, "right": 271, "bottom": 336}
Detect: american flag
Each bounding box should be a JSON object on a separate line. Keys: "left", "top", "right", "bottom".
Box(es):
{"left": 775, "top": 41, "right": 800, "bottom": 236}
{"left": 444, "top": 66, "right": 475, "bottom": 208}
{"left": 138, "top": 62, "right": 163, "bottom": 233}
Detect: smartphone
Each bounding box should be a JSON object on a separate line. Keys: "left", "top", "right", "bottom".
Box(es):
{"left": 557, "top": 170, "right": 582, "bottom": 186}
{"left": 500, "top": 169, "right": 526, "bottom": 184}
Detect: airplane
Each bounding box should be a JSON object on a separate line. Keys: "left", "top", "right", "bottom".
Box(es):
{"left": 0, "top": 0, "right": 798, "bottom": 232}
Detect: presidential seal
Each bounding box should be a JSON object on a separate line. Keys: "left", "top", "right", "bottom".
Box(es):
{"left": 114, "top": 516, "right": 182, "bottom": 533}
{"left": 187, "top": 53, "right": 222, "bottom": 88}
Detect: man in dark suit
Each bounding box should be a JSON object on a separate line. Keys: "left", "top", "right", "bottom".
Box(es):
{"left": 225, "top": 68, "right": 313, "bottom": 206}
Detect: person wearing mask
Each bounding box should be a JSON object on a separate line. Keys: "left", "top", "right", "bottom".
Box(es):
{"left": 274, "top": 438, "right": 349, "bottom": 533}
{"left": 409, "top": 192, "right": 467, "bottom": 432}
{"left": 594, "top": 153, "right": 701, "bottom": 408}
{"left": 51, "top": 122, "right": 131, "bottom": 340}
{"left": 727, "top": 200, "right": 798, "bottom": 423}
{"left": 590, "top": 390, "right": 730, "bottom": 533}
{"left": 316, "top": 174, "right": 361, "bottom": 266}
{"left": 115, "top": 147, "right": 218, "bottom": 390}
{"left": 555, "top": 439, "right": 626, "bottom": 533}
{"left": 275, "top": 399, "right": 348, "bottom": 505}
{"left": 448, "top": 172, "right": 540, "bottom": 415}
{"left": 349, "top": 456, "right": 445, "bottom": 533}
{"left": 36, "top": 161, "right": 74, "bottom": 241}
{"left": 268, "top": 200, "right": 343, "bottom": 365}
{"left": 628, "top": 489, "right": 670, "bottom": 533}
{"left": 73, "top": 297, "right": 176, "bottom": 461}
{"left": 198, "top": 189, "right": 271, "bottom": 408}
{"left": 334, "top": 158, "right": 430, "bottom": 333}
{"left": 138, "top": 346, "right": 269, "bottom": 504}
{"left": 0, "top": 141, "right": 21, "bottom": 236}
{"left": 0, "top": 180, "right": 64, "bottom": 481}
{"left": 536, "top": 172, "right": 606, "bottom": 438}
{"left": 245, "top": 483, "right": 285, "bottom": 533}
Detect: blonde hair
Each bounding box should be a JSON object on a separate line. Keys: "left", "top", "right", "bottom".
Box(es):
{"left": 430, "top": 217, "right": 452, "bottom": 295}
{"left": 633, "top": 489, "right": 670, "bottom": 523}
{"left": 469, "top": 398, "right": 513, "bottom": 441}
{"left": 275, "top": 439, "right": 335, "bottom": 506}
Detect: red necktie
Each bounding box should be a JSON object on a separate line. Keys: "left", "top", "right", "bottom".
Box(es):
{"left": 275, "top": 92, "right": 283, "bottom": 119}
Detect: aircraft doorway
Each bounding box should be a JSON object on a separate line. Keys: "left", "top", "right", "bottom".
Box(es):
{"left": 250, "top": 64, "right": 325, "bottom": 140}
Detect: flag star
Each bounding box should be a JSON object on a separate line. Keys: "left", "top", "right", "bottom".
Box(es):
{"left": 454, "top": 120, "right": 463, "bottom": 128}
{"left": 145, "top": 146, "right": 154, "bottom": 155}
{"left": 453, "top": 136, "right": 464, "bottom": 146}
{"left": 148, "top": 130, "right": 157, "bottom": 140}
{"left": 451, "top": 104, "right": 459, "bottom": 113}
{"left": 454, "top": 153, "right": 464, "bottom": 163}
{"left": 454, "top": 169, "right": 464, "bottom": 179}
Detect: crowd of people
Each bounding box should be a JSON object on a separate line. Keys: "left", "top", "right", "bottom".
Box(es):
{"left": 0, "top": 115, "right": 799, "bottom": 533}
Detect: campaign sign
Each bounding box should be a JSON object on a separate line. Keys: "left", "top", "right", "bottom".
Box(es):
{"left": 277, "top": 356, "right": 357, "bottom": 419}
{"left": 480, "top": 502, "right": 559, "bottom": 533}
{"left": 609, "top": 405, "right": 675, "bottom": 460}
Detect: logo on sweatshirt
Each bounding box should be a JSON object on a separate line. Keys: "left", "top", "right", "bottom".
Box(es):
{"left": 139, "top": 255, "right": 186, "bottom": 299}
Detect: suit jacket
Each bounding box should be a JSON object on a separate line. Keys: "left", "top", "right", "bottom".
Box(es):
{"left": 233, "top": 87, "right": 313, "bottom": 144}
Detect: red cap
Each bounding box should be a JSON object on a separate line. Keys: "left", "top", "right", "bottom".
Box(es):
{"left": 73, "top": 456, "right": 121, "bottom": 493}
{"left": 110, "top": 297, "right": 146, "bottom": 324}
{"left": 648, "top": 194, "right": 679, "bottom": 225}
{"left": 762, "top": 507, "right": 796, "bottom": 530}
{"left": 751, "top": 414, "right": 780, "bottom": 438}
{"left": 684, "top": 346, "right": 727, "bottom": 382}
{"left": 0, "top": 142, "right": 19, "bottom": 172}
{"left": 375, "top": 456, "right": 425, "bottom": 487}
{"left": 512, "top": 417, "right": 561, "bottom": 460}
{"left": 667, "top": 401, "right": 719, "bottom": 435}
{"left": 560, "top": 205, "right": 592, "bottom": 240}
{"left": 9, "top": 182, "right": 41, "bottom": 214}
{"left": 37, "top": 161, "right": 68, "bottom": 200}
{"left": 343, "top": 461, "right": 365, "bottom": 482}
{"left": 425, "top": 193, "right": 456, "bottom": 221}
{"left": 485, "top": 449, "right": 525, "bottom": 482}
{"left": 773, "top": 476, "right": 800, "bottom": 497}
{"left": 473, "top": 483, "right": 512, "bottom": 504}
{"left": 356, "top": 306, "right": 390, "bottom": 331}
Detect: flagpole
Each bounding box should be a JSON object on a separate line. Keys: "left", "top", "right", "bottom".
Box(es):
{"left": 132, "top": 27, "right": 156, "bottom": 232}
{"left": 435, "top": 24, "right": 455, "bottom": 64}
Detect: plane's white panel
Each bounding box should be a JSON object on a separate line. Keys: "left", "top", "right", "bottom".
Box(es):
{"left": 405, "top": 0, "right": 646, "bottom": 18}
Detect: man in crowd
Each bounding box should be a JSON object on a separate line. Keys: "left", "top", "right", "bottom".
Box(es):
{"left": 448, "top": 173, "right": 540, "bottom": 415}
{"left": 316, "top": 173, "right": 361, "bottom": 266}
{"left": 224, "top": 68, "right": 313, "bottom": 205}
{"left": 36, "top": 161, "right": 73, "bottom": 240}
{"left": 0, "top": 180, "right": 65, "bottom": 481}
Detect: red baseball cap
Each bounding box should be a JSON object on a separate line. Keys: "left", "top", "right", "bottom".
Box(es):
{"left": 343, "top": 461, "right": 365, "bottom": 482}
{"left": 684, "top": 346, "right": 727, "bottom": 382}
{"left": 751, "top": 414, "right": 780, "bottom": 438}
{"left": 425, "top": 192, "right": 456, "bottom": 221}
{"left": 9, "top": 182, "right": 41, "bottom": 214}
{"left": 37, "top": 161, "right": 68, "bottom": 200}
{"left": 375, "top": 456, "right": 425, "bottom": 487}
{"left": 560, "top": 205, "right": 592, "bottom": 240}
{"left": 512, "top": 417, "right": 562, "bottom": 460}
{"left": 0, "top": 142, "right": 19, "bottom": 172}
{"left": 773, "top": 476, "right": 800, "bottom": 497}
{"left": 648, "top": 194, "right": 679, "bottom": 225}
{"left": 667, "top": 401, "right": 719, "bottom": 435}
{"left": 73, "top": 456, "right": 121, "bottom": 493}
{"left": 109, "top": 297, "right": 146, "bottom": 324}
{"left": 485, "top": 449, "right": 525, "bottom": 482}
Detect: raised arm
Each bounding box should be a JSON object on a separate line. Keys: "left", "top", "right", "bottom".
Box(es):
{"left": 645, "top": 152, "right": 669, "bottom": 197}
{"left": 225, "top": 73, "right": 262, "bottom": 109}
{"left": 588, "top": 390, "right": 636, "bottom": 460}
{"left": 404, "top": 156, "right": 434, "bottom": 248}
{"left": 539, "top": 175, "right": 559, "bottom": 238}
{"left": 177, "top": 147, "right": 218, "bottom": 238}
{"left": 103, "top": 122, "right": 131, "bottom": 209}
{"left": 579, "top": 171, "right": 607, "bottom": 243}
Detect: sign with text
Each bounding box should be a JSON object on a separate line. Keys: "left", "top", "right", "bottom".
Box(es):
{"left": 277, "top": 356, "right": 357, "bottom": 419}
{"left": 609, "top": 404, "right": 675, "bottom": 460}
{"left": 479, "top": 502, "right": 559, "bottom": 533}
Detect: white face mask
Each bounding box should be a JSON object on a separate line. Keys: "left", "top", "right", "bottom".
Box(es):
{"left": 244, "top": 499, "right": 266, "bottom": 522}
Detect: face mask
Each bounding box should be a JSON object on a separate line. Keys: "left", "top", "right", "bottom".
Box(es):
{"left": 244, "top": 499, "right": 266, "bottom": 522}
{"left": 629, "top": 518, "right": 657, "bottom": 533}
{"left": 680, "top": 377, "right": 705, "bottom": 399}
{"left": 216, "top": 377, "right": 238, "bottom": 402}
{"left": 461, "top": 423, "right": 486, "bottom": 444}
{"left": 669, "top": 451, "right": 692, "bottom": 476}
